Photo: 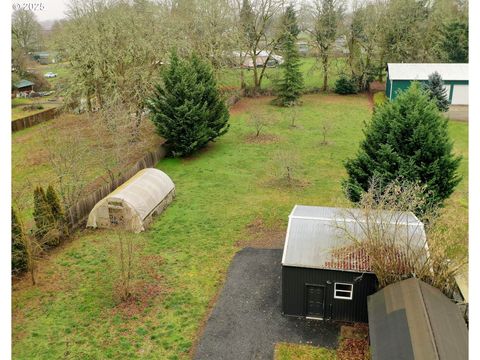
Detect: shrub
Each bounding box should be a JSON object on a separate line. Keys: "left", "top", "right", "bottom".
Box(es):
{"left": 334, "top": 74, "right": 358, "bottom": 95}
{"left": 343, "top": 82, "right": 461, "bottom": 216}
{"left": 33, "top": 186, "right": 61, "bottom": 246}
{"left": 337, "top": 179, "right": 466, "bottom": 296}
{"left": 147, "top": 52, "right": 229, "bottom": 157}
{"left": 46, "top": 184, "right": 67, "bottom": 236}
{"left": 12, "top": 207, "right": 28, "bottom": 274}
{"left": 424, "top": 71, "right": 450, "bottom": 112}
{"left": 373, "top": 92, "right": 387, "bottom": 108}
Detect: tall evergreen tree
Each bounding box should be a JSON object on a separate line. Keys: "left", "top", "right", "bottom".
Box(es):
{"left": 274, "top": 5, "right": 304, "bottom": 106}
{"left": 46, "top": 184, "right": 67, "bottom": 237}
{"left": 343, "top": 82, "right": 461, "bottom": 216}
{"left": 12, "top": 207, "right": 27, "bottom": 274}
{"left": 33, "top": 186, "right": 55, "bottom": 242}
{"left": 279, "top": 4, "right": 300, "bottom": 44}
{"left": 424, "top": 71, "right": 450, "bottom": 112}
{"left": 46, "top": 185, "right": 64, "bottom": 223}
{"left": 439, "top": 19, "right": 468, "bottom": 63}
{"left": 147, "top": 52, "right": 229, "bottom": 157}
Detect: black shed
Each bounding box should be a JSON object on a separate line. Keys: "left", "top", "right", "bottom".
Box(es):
{"left": 281, "top": 205, "right": 425, "bottom": 323}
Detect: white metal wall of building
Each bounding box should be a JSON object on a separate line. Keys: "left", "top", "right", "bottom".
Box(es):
{"left": 452, "top": 85, "right": 469, "bottom": 105}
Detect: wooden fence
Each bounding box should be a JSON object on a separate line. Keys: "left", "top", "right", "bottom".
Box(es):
{"left": 12, "top": 107, "right": 60, "bottom": 132}
{"left": 63, "top": 92, "right": 241, "bottom": 231}
{"left": 65, "top": 146, "right": 167, "bottom": 231}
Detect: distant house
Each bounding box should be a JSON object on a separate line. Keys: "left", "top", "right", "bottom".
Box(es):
{"left": 297, "top": 41, "right": 309, "bottom": 56}
{"left": 32, "top": 51, "right": 53, "bottom": 65}
{"left": 13, "top": 79, "right": 35, "bottom": 94}
{"left": 386, "top": 63, "right": 469, "bottom": 105}
{"left": 368, "top": 278, "right": 468, "bottom": 360}
{"left": 281, "top": 205, "right": 426, "bottom": 323}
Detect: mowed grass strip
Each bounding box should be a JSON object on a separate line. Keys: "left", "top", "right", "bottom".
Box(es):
{"left": 274, "top": 343, "right": 337, "bottom": 360}
{"left": 12, "top": 94, "right": 467, "bottom": 359}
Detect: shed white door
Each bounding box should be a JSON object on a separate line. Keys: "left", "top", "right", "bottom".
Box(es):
{"left": 452, "top": 85, "right": 469, "bottom": 105}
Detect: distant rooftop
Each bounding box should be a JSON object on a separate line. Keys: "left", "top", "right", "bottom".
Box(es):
{"left": 14, "top": 79, "right": 35, "bottom": 89}
{"left": 281, "top": 205, "right": 425, "bottom": 272}
{"left": 387, "top": 63, "right": 468, "bottom": 81}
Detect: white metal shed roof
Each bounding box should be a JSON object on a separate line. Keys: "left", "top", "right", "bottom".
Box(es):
{"left": 281, "top": 205, "right": 426, "bottom": 272}
{"left": 387, "top": 63, "right": 468, "bottom": 81}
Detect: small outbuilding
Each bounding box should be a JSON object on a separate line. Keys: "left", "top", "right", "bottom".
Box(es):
{"left": 281, "top": 205, "right": 425, "bottom": 323}
{"left": 386, "top": 63, "right": 469, "bottom": 104}
{"left": 13, "top": 79, "right": 35, "bottom": 94}
{"left": 87, "top": 168, "right": 175, "bottom": 233}
{"left": 368, "top": 278, "right": 468, "bottom": 360}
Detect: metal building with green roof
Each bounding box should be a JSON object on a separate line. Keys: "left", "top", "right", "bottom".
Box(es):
{"left": 386, "top": 63, "right": 468, "bottom": 105}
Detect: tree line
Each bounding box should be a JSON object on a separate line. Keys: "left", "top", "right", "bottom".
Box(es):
{"left": 12, "top": 0, "right": 468, "bottom": 109}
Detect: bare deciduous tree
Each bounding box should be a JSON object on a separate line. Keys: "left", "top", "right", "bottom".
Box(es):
{"left": 308, "top": 0, "right": 344, "bottom": 91}
{"left": 115, "top": 231, "right": 136, "bottom": 302}
{"left": 248, "top": 111, "right": 268, "bottom": 137}
{"left": 273, "top": 149, "right": 301, "bottom": 187}
{"left": 336, "top": 179, "right": 466, "bottom": 296}
{"left": 41, "top": 126, "right": 90, "bottom": 211}
{"left": 235, "top": 0, "right": 285, "bottom": 93}
{"left": 320, "top": 119, "right": 332, "bottom": 145}
{"left": 11, "top": 9, "right": 43, "bottom": 52}
{"left": 284, "top": 105, "right": 299, "bottom": 128}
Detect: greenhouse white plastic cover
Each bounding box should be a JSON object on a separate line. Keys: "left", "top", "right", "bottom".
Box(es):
{"left": 87, "top": 168, "right": 175, "bottom": 233}
{"left": 281, "top": 205, "right": 426, "bottom": 272}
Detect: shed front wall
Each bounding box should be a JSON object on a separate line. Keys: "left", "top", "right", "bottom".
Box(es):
{"left": 282, "top": 266, "right": 377, "bottom": 323}
{"left": 388, "top": 79, "right": 469, "bottom": 105}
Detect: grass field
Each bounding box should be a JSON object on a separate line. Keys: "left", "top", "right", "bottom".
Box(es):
{"left": 11, "top": 97, "right": 58, "bottom": 120}
{"left": 217, "top": 57, "right": 347, "bottom": 91}
{"left": 12, "top": 94, "right": 468, "bottom": 359}
{"left": 274, "top": 343, "right": 337, "bottom": 360}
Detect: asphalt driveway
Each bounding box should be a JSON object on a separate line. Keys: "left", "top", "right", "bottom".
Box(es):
{"left": 194, "top": 248, "right": 340, "bottom": 360}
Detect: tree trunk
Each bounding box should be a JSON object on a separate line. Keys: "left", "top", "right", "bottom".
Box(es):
{"left": 240, "top": 68, "right": 246, "bottom": 89}
{"left": 322, "top": 55, "right": 328, "bottom": 92}
{"left": 95, "top": 81, "right": 103, "bottom": 110}
{"left": 252, "top": 62, "right": 260, "bottom": 94}
{"left": 257, "top": 54, "right": 271, "bottom": 91}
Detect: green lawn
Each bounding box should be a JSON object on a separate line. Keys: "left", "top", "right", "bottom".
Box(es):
{"left": 275, "top": 343, "right": 337, "bottom": 360}
{"left": 34, "top": 62, "right": 72, "bottom": 88}
{"left": 12, "top": 94, "right": 468, "bottom": 359}
{"left": 217, "top": 57, "right": 348, "bottom": 92}
{"left": 11, "top": 95, "right": 60, "bottom": 121}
